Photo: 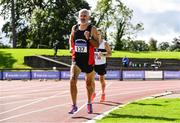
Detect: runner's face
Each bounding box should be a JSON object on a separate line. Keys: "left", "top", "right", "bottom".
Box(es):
{"left": 78, "top": 12, "right": 89, "bottom": 25}
{"left": 98, "top": 31, "right": 102, "bottom": 41}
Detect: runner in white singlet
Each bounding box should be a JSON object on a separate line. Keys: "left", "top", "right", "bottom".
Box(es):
{"left": 91, "top": 29, "right": 112, "bottom": 102}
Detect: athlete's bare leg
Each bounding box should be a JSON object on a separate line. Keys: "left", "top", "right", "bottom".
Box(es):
{"left": 99, "top": 75, "right": 105, "bottom": 94}
{"left": 85, "top": 71, "right": 95, "bottom": 103}
{"left": 92, "top": 79, "right": 95, "bottom": 93}
{"left": 70, "top": 64, "right": 81, "bottom": 105}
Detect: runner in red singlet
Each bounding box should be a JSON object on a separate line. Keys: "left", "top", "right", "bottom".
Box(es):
{"left": 68, "top": 9, "right": 99, "bottom": 114}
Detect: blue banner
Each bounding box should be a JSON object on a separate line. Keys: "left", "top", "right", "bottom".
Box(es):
{"left": 61, "top": 71, "right": 70, "bottom": 79}
{"left": 0, "top": 71, "right": 2, "bottom": 80}
{"left": 32, "top": 71, "right": 60, "bottom": 79}
{"left": 61, "top": 71, "right": 85, "bottom": 79}
{"left": 3, "top": 72, "right": 30, "bottom": 80}
{"left": 123, "top": 71, "right": 145, "bottom": 79}
{"left": 61, "top": 70, "right": 121, "bottom": 80}
{"left": 0, "top": 70, "right": 179, "bottom": 80}
{"left": 104, "top": 70, "right": 121, "bottom": 79}
{"left": 164, "top": 71, "right": 180, "bottom": 79}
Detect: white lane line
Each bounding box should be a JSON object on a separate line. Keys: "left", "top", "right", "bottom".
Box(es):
{"left": 1, "top": 84, "right": 54, "bottom": 92}
{"left": 0, "top": 91, "right": 69, "bottom": 115}
{"left": 0, "top": 98, "right": 40, "bottom": 106}
{"left": 0, "top": 91, "right": 62, "bottom": 105}
{"left": 0, "top": 84, "right": 86, "bottom": 103}
{"left": 0, "top": 80, "right": 72, "bottom": 92}
{"left": 0, "top": 90, "right": 60, "bottom": 99}
{"left": 106, "top": 87, "right": 180, "bottom": 98}
{"left": 0, "top": 103, "right": 69, "bottom": 122}
{"left": 1, "top": 83, "right": 65, "bottom": 92}
{"left": 0, "top": 83, "right": 69, "bottom": 99}
{"left": 0, "top": 83, "right": 87, "bottom": 106}
{"left": 0, "top": 95, "right": 22, "bottom": 99}
{"left": 0, "top": 86, "right": 88, "bottom": 112}
{"left": 4, "top": 81, "right": 176, "bottom": 98}
{"left": 105, "top": 84, "right": 180, "bottom": 92}
{"left": 0, "top": 98, "right": 87, "bottom": 122}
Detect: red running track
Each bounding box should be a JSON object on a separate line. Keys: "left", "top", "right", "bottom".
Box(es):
{"left": 0, "top": 80, "right": 180, "bottom": 123}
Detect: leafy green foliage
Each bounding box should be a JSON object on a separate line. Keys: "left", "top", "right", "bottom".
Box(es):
{"left": 149, "top": 38, "right": 158, "bottom": 51}
{"left": 170, "top": 36, "right": 180, "bottom": 51}
{"left": 158, "top": 42, "right": 170, "bottom": 51}
{"left": 0, "top": 0, "right": 90, "bottom": 48}
{"left": 92, "top": 0, "right": 144, "bottom": 50}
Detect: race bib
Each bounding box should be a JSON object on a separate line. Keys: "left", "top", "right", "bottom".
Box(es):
{"left": 95, "top": 52, "right": 101, "bottom": 59}
{"left": 75, "top": 39, "right": 87, "bottom": 53}
{"left": 75, "top": 45, "right": 87, "bottom": 53}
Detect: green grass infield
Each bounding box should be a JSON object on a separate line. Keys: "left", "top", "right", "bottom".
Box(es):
{"left": 0, "top": 49, "right": 179, "bottom": 68}
{"left": 97, "top": 98, "right": 180, "bottom": 123}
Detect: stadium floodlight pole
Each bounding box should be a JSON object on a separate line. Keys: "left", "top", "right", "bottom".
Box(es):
{"left": 11, "top": 0, "right": 17, "bottom": 48}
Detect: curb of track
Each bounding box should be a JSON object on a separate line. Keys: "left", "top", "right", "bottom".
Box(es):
{"left": 85, "top": 91, "right": 173, "bottom": 123}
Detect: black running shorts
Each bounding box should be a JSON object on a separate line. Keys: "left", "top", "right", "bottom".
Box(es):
{"left": 94, "top": 64, "right": 107, "bottom": 75}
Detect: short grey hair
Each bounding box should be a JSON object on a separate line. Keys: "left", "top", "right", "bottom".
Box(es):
{"left": 78, "top": 9, "right": 90, "bottom": 17}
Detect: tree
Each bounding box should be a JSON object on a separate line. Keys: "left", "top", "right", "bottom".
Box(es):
{"left": 128, "top": 40, "right": 149, "bottom": 52}
{"left": 0, "top": 0, "right": 90, "bottom": 48}
{"left": 170, "top": 36, "right": 180, "bottom": 51}
{"left": 92, "top": 0, "right": 112, "bottom": 40}
{"left": 92, "top": 0, "right": 144, "bottom": 50}
{"left": 149, "top": 38, "right": 157, "bottom": 51}
{"left": 11, "top": 0, "right": 16, "bottom": 48}
{"left": 0, "top": 0, "right": 42, "bottom": 47}
{"left": 0, "top": 0, "right": 16, "bottom": 47}
{"left": 158, "top": 42, "right": 170, "bottom": 51}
